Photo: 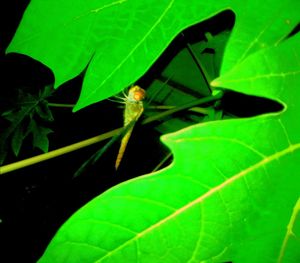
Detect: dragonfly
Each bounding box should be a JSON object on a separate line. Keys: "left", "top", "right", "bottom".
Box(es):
{"left": 73, "top": 85, "right": 146, "bottom": 177}
{"left": 73, "top": 35, "right": 220, "bottom": 177}
{"left": 115, "top": 85, "right": 146, "bottom": 170}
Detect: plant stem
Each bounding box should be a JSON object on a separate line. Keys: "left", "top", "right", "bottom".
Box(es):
{"left": 152, "top": 152, "right": 172, "bottom": 172}
{"left": 48, "top": 102, "right": 75, "bottom": 108}
{"left": 142, "top": 90, "right": 223, "bottom": 125}
{"left": 0, "top": 91, "right": 223, "bottom": 175}
{"left": 0, "top": 128, "right": 122, "bottom": 174}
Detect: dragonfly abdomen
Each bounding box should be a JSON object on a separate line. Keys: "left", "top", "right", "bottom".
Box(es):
{"left": 115, "top": 86, "right": 145, "bottom": 170}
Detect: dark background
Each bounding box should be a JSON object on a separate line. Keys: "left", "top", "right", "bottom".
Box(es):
{"left": 0, "top": 2, "right": 168, "bottom": 261}
{"left": 0, "top": 2, "right": 290, "bottom": 262}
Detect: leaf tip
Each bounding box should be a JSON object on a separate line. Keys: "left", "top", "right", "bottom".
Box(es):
{"left": 210, "top": 78, "right": 221, "bottom": 87}
{"left": 72, "top": 100, "right": 86, "bottom": 112}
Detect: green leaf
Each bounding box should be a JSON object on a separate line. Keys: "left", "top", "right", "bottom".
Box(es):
{"left": 11, "top": 124, "right": 26, "bottom": 156}
{"left": 38, "top": 32, "right": 300, "bottom": 262}
{"left": 35, "top": 101, "right": 54, "bottom": 122}
{"left": 8, "top": 0, "right": 298, "bottom": 111}
{"left": 0, "top": 87, "right": 54, "bottom": 164}
{"left": 35, "top": 85, "right": 55, "bottom": 121}
{"left": 277, "top": 198, "right": 300, "bottom": 263}
{"left": 7, "top": 0, "right": 300, "bottom": 261}
{"left": 27, "top": 118, "right": 53, "bottom": 152}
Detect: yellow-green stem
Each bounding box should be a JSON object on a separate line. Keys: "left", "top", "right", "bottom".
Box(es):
{"left": 0, "top": 91, "right": 223, "bottom": 175}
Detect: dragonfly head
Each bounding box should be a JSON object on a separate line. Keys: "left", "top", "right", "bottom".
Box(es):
{"left": 128, "top": 85, "right": 146, "bottom": 102}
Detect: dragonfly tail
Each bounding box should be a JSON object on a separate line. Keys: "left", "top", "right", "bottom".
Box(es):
{"left": 115, "top": 126, "right": 134, "bottom": 170}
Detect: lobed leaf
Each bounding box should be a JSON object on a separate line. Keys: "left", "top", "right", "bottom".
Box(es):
{"left": 39, "top": 27, "right": 300, "bottom": 263}
{"left": 7, "top": 0, "right": 300, "bottom": 262}
{"left": 0, "top": 87, "right": 54, "bottom": 164}
{"left": 8, "top": 0, "right": 298, "bottom": 111}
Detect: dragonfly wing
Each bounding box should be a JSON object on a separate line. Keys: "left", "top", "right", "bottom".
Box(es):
{"left": 115, "top": 100, "right": 144, "bottom": 170}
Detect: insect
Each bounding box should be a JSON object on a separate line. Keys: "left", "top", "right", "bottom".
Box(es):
{"left": 73, "top": 85, "right": 146, "bottom": 177}
{"left": 73, "top": 32, "right": 217, "bottom": 176}
{"left": 115, "top": 85, "right": 146, "bottom": 170}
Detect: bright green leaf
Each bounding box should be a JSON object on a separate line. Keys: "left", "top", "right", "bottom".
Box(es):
{"left": 38, "top": 32, "right": 300, "bottom": 262}
{"left": 8, "top": 0, "right": 298, "bottom": 111}
{"left": 277, "top": 198, "right": 300, "bottom": 263}
{"left": 7, "top": 0, "right": 300, "bottom": 262}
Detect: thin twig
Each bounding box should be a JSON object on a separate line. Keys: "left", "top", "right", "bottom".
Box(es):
{"left": 145, "top": 105, "right": 212, "bottom": 115}
{"left": 0, "top": 128, "right": 121, "bottom": 175}
{"left": 48, "top": 103, "right": 75, "bottom": 108}
{"left": 142, "top": 90, "right": 223, "bottom": 125}
{"left": 0, "top": 91, "right": 223, "bottom": 175}
{"left": 181, "top": 32, "right": 212, "bottom": 92}
{"left": 152, "top": 152, "right": 173, "bottom": 172}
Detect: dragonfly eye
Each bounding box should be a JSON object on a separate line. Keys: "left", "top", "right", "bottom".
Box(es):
{"left": 133, "top": 90, "right": 146, "bottom": 101}
{"left": 129, "top": 85, "right": 146, "bottom": 101}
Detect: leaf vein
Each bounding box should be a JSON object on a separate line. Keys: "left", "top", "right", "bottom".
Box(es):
{"left": 79, "top": 218, "right": 137, "bottom": 235}
{"left": 86, "top": 0, "right": 175, "bottom": 101}
{"left": 96, "top": 143, "right": 300, "bottom": 262}
{"left": 219, "top": 70, "right": 300, "bottom": 84}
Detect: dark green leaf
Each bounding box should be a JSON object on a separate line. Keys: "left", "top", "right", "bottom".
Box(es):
{"left": 0, "top": 87, "right": 54, "bottom": 164}
{"left": 27, "top": 118, "right": 53, "bottom": 152}
{"left": 11, "top": 124, "right": 25, "bottom": 156}
{"left": 35, "top": 101, "right": 54, "bottom": 122}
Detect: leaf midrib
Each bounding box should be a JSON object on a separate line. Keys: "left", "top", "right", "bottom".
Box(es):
{"left": 95, "top": 142, "right": 300, "bottom": 262}
{"left": 81, "top": 0, "right": 176, "bottom": 106}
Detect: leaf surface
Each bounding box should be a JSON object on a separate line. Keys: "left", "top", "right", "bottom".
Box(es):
{"left": 7, "top": 0, "right": 300, "bottom": 262}
{"left": 39, "top": 28, "right": 300, "bottom": 263}
{"left": 277, "top": 198, "right": 300, "bottom": 263}
{"left": 0, "top": 87, "right": 54, "bottom": 164}
{"left": 8, "top": 0, "right": 298, "bottom": 111}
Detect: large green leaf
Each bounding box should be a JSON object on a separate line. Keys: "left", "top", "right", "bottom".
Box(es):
{"left": 277, "top": 198, "right": 300, "bottom": 263}
{"left": 38, "top": 28, "right": 300, "bottom": 263}
{"left": 7, "top": 0, "right": 300, "bottom": 262}
{"left": 6, "top": 0, "right": 298, "bottom": 111}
